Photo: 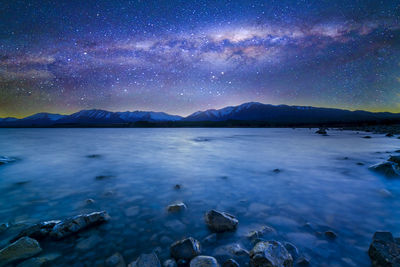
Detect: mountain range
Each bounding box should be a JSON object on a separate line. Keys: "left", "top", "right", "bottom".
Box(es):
{"left": 1, "top": 102, "right": 400, "bottom": 127}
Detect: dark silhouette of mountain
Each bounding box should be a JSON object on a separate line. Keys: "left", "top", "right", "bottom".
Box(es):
{"left": 1, "top": 102, "right": 400, "bottom": 127}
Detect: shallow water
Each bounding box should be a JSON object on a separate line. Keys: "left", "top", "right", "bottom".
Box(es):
{"left": 0, "top": 128, "right": 399, "bottom": 266}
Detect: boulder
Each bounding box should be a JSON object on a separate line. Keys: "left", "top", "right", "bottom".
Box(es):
{"left": 170, "top": 237, "right": 201, "bottom": 261}
{"left": 128, "top": 252, "right": 161, "bottom": 267}
{"left": 204, "top": 210, "right": 238, "bottom": 232}
{"left": 50, "top": 211, "right": 110, "bottom": 239}
{"left": 106, "top": 252, "right": 126, "bottom": 267}
{"left": 167, "top": 203, "right": 187, "bottom": 213}
{"left": 163, "top": 259, "right": 177, "bottom": 267}
{"left": 11, "top": 220, "right": 61, "bottom": 243}
{"left": 368, "top": 231, "right": 400, "bottom": 266}
{"left": 190, "top": 256, "right": 219, "bottom": 267}
{"left": 369, "top": 161, "right": 400, "bottom": 177}
{"left": 222, "top": 259, "right": 239, "bottom": 267}
{"left": 0, "top": 237, "right": 42, "bottom": 267}
{"left": 249, "top": 241, "right": 293, "bottom": 267}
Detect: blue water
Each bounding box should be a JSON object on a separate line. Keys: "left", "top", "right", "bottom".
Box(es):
{"left": 0, "top": 128, "right": 399, "bottom": 266}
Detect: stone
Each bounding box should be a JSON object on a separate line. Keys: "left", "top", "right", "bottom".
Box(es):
{"left": 369, "top": 231, "right": 400, "bottom": 266}
{"left": 0, "top": 237, "right": 42, "bottom": 267}
{"left": 50, "top": 211, "right": 110, "bottom": 239}
{"left": 76, "top": 234, "right": 102, "bottom": 250}
{"left": 386, "top": 133, "right": 394, "bottom": 137}
{"left": 295, "top": 257, "right": 310, "bottom": 266}
{"left": 249, "top": 241, "right": 293, "bottom": 267}
{"left": 283, "top": 242, "right": 299, "bottom": 259}
{"left": 128, "top": 252, "right": 161, "bottom": 267}
{"left": 174, "top": 184, "right": 182, "bottom": 190}
{"left": 170, "top": 237, "right": 201, "bottom": 261}
{"left": 190, "top": 256, "right": 219, "bottom": 267}
{"left": 167, "top": 203, "right": 187, "bottom": 213}
{"left": 272, "top": 169, "right": 281, "bottom": 173}
{"left": 363, "top": 136, "right": 372, "bottom": 139}
{"left": 315, "top": 128, "right": 327, "bottom": 135}
{"left": 247, "top": 226, "right": 276, "bottom": 241}
{"left": 0, "top": 223, "right": 9, "bottom": 234}
{"left": 105, "top": 252, "right": 126, "bottom": 267}
{"left": 204, "top": 210, "right": 238, "bottom": 232}
{"left": 163, "top": 259, "right": 177, "bottom": 267}
{"left": 16, "top": 253, "right": 61, "bottom": 267}
{"left": 222, "top": 259, "right": 239, "bottom": 267}
{"left": 86, "top": 199, "right": 95, "bottom": 205}
{"left": 324, "top": 231, "right": 337, "bottom": 239}
{"left": 11, "top": 220, "right": 61, "bottom": 243}
{"left": 369, "top": 161, "right": 400, "bottom": 177}
{"left": 213, "top": 243, "right": 249, "bottom": 258}
{"left": 388, "top": 156, "right": 400, "bottom": 164}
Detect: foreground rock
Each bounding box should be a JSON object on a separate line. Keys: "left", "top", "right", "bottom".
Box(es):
{"left": 190, "top": 256, "right": 219, "bottom": 267}
{"left": 163, "top": 259, "right": 177, "bottom": 267}
{"left": 249, "top": 241, "right": 293, "bottom": 267}
{"left": 17, "top": 253, "right": 61, "bottom": 267}
{"left": 128, "top": 252, "right": 161, "bottom": 267}
{"left": 167, "top": 203, "right": 187, "bottom": 213}
{"left": 11, "top": 220, "right": 61, "bottom": 243}
{"left": 369, "top": 231, "right": 400, "bottom": 266}
{"left": 205, "top": 210, "right": 238, "bottom": 232}
{"left": 369, "top": 161, "right": 400, "bottom": 177}
{"left": 170, "top": 237, "right": 201, "bottom": 260}
{"left": 50, "top": 211, "right": 110, "bottom": 239}
{"left": 247, "top": 226, "right": 276, "bottom": 242}
{"left": 222, "top": 259, "right": 239, "bottom": 267}
{"left": 0, "top": 237, "right": 42, "bottom": 267}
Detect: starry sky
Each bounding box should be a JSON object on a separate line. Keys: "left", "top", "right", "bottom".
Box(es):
{"left": 0, "top": 0, "right": 399, "bottom": 118}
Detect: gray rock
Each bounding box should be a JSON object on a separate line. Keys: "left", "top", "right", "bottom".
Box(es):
{"left": 249, "top": 241, "right": 293, "bottom": 267}
{"left": 0, "top": 223, "right": 9, "bottom": 234}
{"left": 11, "top": 220, "right": 61, "bottom": 243}
{"left": 247, "top": 226, "right": 276, "bottom": 241}
{"left": 0, "top": 156, "right": 17, "bottom": 165}
{"left": 106, "top": 252, "right": 126, "bottom": 267}
{"left": 170, "top": 237, "right": 201, "bottom": 261}
{"left": 324, "top": 231, "right": 337, "bottom": 239}
{"left": 222, "top": 259, "right": 239, "bottom": 267}
{"left": 163, "top": 259, "right": 177, "bottom": 267}
{"left": 128, "top": 252, "right": 161, "bottom": 267}
{"left": 369, "top": 161, "right": 400, "bottom": 177}
{"left": 369, "top": 231, "right": 400, "bottom": 266}
{"left": 204, "top": 210, "right": 238, "bottom": 232}
{"left": 0, "top": 237, "right": 42, "bottom": 267}
{"left": 76, "top": 234, "right": 102, "bottom": 250}
{"left": 213, "top": 243, "right": 249, "bottom": 258}
{"left": 295, "top": 257, "right": 310, "bottom": 266}
{"left": 50, "top": 211, "right": 110, "bottom": 239}
{"left": 315, "top": 128, "right": 327, "bottom": 135}
{"left": 167, "top": 203, "right": 187, "bottom": 213}
{"left": 283, "top": 242, "right": 299, "bottom": 259}
{"left": 16, "top": 253, "right": 61, "bottom": 267}
{"left": 190, "top": 256, "right": 219, "bottom": 267}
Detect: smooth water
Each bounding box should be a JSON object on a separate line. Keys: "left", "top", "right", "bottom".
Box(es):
{"left": 0, "top": 128, "right": 399, "bottom": 266}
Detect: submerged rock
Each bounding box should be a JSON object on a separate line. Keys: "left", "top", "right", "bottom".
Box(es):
{"left": 369, "top": 232, "right": 400, "bottom": 266}
{"left": 249, "top": 241, "right": 293, "bottom": 267}
{"left": 247, "top": 226, "right": 276, "bottom": 241}
{"left": 205, "top": 210, "right": 238, "bottom": 232}
{"left": 295, "top": 257, "right": 310, "bottom": 266}
{"left": 170, "top": 237, "right": 201, "bottom": 261}
{"left": 11, "top": 220, "right": 61, "bottom": 243}
{"left": 222, "top": 259, "right": 239, "bottom": 267}
{"left": 16, "top": 253, "right": 61, "bottom": 267}
{"left": 87, "top": 154, "right": 101, "bottom": 158}
{"left": 174, "top": 184, "right": 182, "bottom": 190}
{"left": 369, "top": 161, "right": 400, "bottom": 177}
{"left": 0, "top": 237, "right": 42, "bottom": 267}
{"left": 0, "top": 222, "right": 9, "bottom": 234}
{"left": 106, "top": 252, "right": 126, "bottom": 267}
{"left": 167, "top": 203, "right": 187, "bottom": 213}
{"left": 128, "top": 252, "right": 161, "bottom": 267}
{"left": 363, "top": 136, "right": 372, "bottom": 139}
{"left": 315, "top": 128, "right": 327, "bottom": 135}
{"left": 163, "top": 259, "right": 178, "bottom": 267}
{"left": 324, "top": 231, "right": 337, "bottom": 239}
{"left": 0, "top": 156, "right": 17, "bottom": 166}
{"left": 190, "top": 256, "right": 219, "bottom": 267}
{"left": 50, "top": 211, "right": 110, "bottom": 239}
{"left": 283, "top": 242, "right": 299, "bottom": 259}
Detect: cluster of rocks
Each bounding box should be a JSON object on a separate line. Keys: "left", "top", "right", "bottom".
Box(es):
{"left": 369, "top": 155, "right": 400, "bottom": 177}
{"left": 0, "top": 211, "right": 109, "bottom": 266}
{"left": 369, "top": 231, "right": 400, "bottom": 266}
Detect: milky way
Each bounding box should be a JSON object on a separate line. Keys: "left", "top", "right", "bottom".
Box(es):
{"left": 0, "top": 0, "right": 399, "bottom": 118}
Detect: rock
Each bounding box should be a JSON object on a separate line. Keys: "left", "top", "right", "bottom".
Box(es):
{"left": 247, "top": 226, "right": 276, "bottom": 241}
{"left": 283, "top": 242, "right": 299, "bottom": 259}
{"left": 295, "top": 257, "right": 310, "bottom": 266}
{"left": 369, "top": 161, "right": 400, "bottom": 177}
{"left": 363, "top": 136, "right": 372, "bottom": 139}
{"left": 76, "top": 234, "right": 102, "bottom": 250}
{"left": 170, "top": 237, "right": 201, "bottom": 261}
{"left": 174, "top": 184, "right": 182, "bottom": 190}
{"left": 87, "top": 154, "right": 101, "bottom": 158}
{"left": 11, "top": 220, "right": 61, "bottom": 242}
{"left": 106, "top": 252, "right": 126, "bottom": 267}
{"left": 222, "top": 259, "right": 239, "bottom": 267}
{"left": 315, "top": 128, "right": 327, "bottom": 135}
{"left": 16, "top": 253, "right": 61, "bottom": 267}
{"left": 50, "top": 211, "right": 110, "bottom": 239}
{"left": 386, "top": 133, "right": 394, "bottom": 137}
{"left": 356, "top": 162, "right": 364, "bottom": 166}
{"left": 204, "top": 210, "right": 238, "bottom": 232}
{"left": 0, "top": 223, "right": 9, "bottom": 234}
{"left": 167, "top": 203, "right": 187, "bottom": 213}
{"left": 203, "top": 233, "right": 217, "bottom": 245}
{"left": 96, "top": 175, "right": 115, "bottom": 180}
{"left": 388, "top": 155, "right": 400, "bottom": 164}
{"left": 369, "top": 232, "right": 400, "bottom": 266}
{"left": 163, "top": 259, "right": 177, "bottom": 267}
{"left": 272, "top": 169, "right": 281, "bottom": 173}
{"left": 213, "top": 243, "right": 249, "bottom": 258}
{"left": 249, "top": 241, "right": 293, "bottom": 267}
{"left": 86, "top": 199, "right": 95, "bottom": 205}
{"left": 379, "top": 189, "right": 393, "bottom": 198}
{"left": 177, "top": 259, "right": 188, "bottom": 267}
{"left": 0, "top": 237, "right": 42, "bottom": 267}
{"left": 128, "top": 252, "right": 161, "bottom": 267}
{"left": 324, "top": 231, "right": 337, "bottom": 239}
{"left": 190, "top": 256, "right": 219, "bottom": 267}
{"left": 0, "top": 156, "right": 17, "bottom": 165}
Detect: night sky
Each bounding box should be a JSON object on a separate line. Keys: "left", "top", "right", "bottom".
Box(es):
{"left": 1, "top": 0, "right": 399, "bottom": 118}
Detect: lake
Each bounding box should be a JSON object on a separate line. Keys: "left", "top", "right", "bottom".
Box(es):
{"left": 0, "top": 128, "right": 399, "bottom": 266}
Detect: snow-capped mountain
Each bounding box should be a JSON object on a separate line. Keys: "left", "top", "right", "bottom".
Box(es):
{"left": 116, "top": 111, "right": 182, "bottom": 122}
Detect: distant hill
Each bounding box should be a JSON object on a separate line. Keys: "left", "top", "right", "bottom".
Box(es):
{"left": 1, "top": 102, "right": 400, "bottom": 127}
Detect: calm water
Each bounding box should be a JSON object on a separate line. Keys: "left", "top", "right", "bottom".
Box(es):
{"left": 0, "top": 128, "right": 400, "bottom": 266}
